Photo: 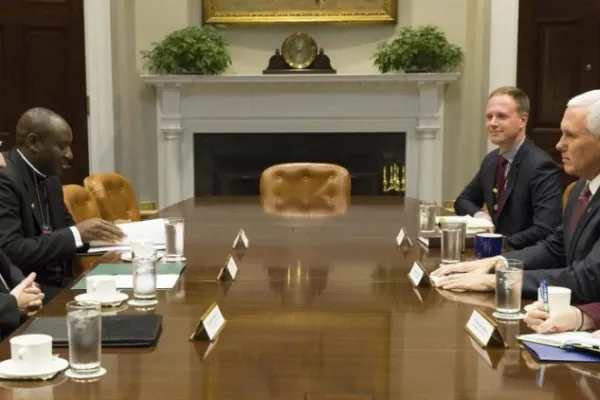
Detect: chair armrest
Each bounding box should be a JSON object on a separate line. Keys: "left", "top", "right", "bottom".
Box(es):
{"left": 140, "top": 209, "right": 159, "bottom": 219}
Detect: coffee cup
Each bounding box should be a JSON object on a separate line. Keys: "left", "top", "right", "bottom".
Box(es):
{"left": 474, "top": 233, "right": 504, "bottom": 259}
{"left": 86, "top": 275, "right": 117, "bottom": 300}
{"left": 10, "top": 334, "right": 53, "bottom": 373}
{"left": 538, "top": 286, "right": 571, "bottom": 312}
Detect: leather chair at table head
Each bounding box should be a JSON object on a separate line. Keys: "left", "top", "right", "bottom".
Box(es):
{"left": 84, "top": 172, "right": 158, "bottom": 222}
{"left": 259, "top": 163, "right": 351, "bottom": 217}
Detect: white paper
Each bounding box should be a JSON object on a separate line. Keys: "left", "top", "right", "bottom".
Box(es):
{"left": 89, "top": 218, "right": 166, "bottom": 250}
{"left": 113, "top": 274, "right": 180, "bottom": 289}
{"left": 436, "top": 215, "right": 494, "bottom": 229}
{"left": 517, "top": 331, "right": 596, "bottom": 347}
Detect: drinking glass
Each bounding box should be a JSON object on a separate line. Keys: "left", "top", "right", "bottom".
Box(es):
{"left": 130, "top": 256, "right": 157, "bottom": 307}
{"left": 66, "top": 300, "right": 102, "bottom": 378}
{"left": 441, "top": 222, "right": 462, "bottom": 263}
{"left": 164, "top": 217, "right": 185, "bottom": 262}
{"left": 419, "top": 202, "right": 437, "bottom": 232}
{"left": 494, "top": 259, "right": 524, "bottom": 318}
{"left": 131, "top": 238, "right": 155, "bottom": 260}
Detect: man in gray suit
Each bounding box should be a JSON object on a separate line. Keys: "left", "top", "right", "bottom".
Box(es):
{"left": 431, "top": 89, "right": 600, "bottom": 304}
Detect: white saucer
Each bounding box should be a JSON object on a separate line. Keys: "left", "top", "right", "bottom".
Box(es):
{"left": 0, "top": 357, "right": 68, "bottom": 380}
{"left": 493, "top": 310, "right": 526, "bottom": 320}
{"left": 120, "top": 251, "right": 164, "bottom": 262}
{"left": 64, "top": 367, "right": 106, "bottom": 380}
{"left": 75, "top": 292, "right": 129, "bottom": 307}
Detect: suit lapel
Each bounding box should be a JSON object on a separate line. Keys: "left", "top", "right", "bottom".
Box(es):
{"left": 6, "top": 149, "right": 44, "bottom": 231}
{"left": 568, "top": 182, "right": 600, "bottom": 262}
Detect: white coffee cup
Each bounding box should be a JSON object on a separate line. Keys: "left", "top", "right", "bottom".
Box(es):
{"left": 87, "top": 275, "right": 117, "bottom": 300}
{"left": 10, "top": 334, "right": 53, "bottom": 373}
{"left": 538, "top": 286, "right": 571, "bottom": 312}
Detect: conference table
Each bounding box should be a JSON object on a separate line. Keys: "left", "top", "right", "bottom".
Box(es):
{"left": 0, "top": 197, "right": 595, "bottom": 400}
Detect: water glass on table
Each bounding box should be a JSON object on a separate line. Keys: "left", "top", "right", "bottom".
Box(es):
{"left": 164, "top": 217, "right": 185, "bottom": 262}
{"left": 441, "top": 222, "right": 463, "bottom": 263}
{"left": 131, "top": 238, "right": 156, "bottom": 260}
{"left": 419, "top": 201, "right": 437, "bottom": 232}
{"left": 494, "top": 258, "right": 524, "bottom": 320}
{"left": 66, "top": 300, "right": 103, "bottom": 379}
{"left": 130, "top": 256, "right": 158, "bottom": 307}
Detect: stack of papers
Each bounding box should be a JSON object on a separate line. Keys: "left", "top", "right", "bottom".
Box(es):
{"left": 518, "top": 332, "right": 600, "bottom": 362}
{"left": 87, "top": 218, "right": 166, "bottom": 254}
{"left": 436, "top": 215, "right": 494, "bottom": 232}
{"left": 71, "top": 263, "right": 186, "bottom": 290}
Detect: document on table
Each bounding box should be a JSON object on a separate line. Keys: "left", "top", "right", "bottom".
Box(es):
{"left": 87, "top": 218, "right": 167, "bottom": 254}
{"left": 113, "top": 274, "right": 180, "bottom": 290}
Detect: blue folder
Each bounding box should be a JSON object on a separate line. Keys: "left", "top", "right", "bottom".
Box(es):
{"left": 522, "top": 342, "right": 600, "bottom": 363}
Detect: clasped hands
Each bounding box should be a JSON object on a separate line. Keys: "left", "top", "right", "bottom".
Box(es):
{"left": 430, "top": 256, "right": 503, "bottom": 292}
{"left": 11, "top": 273, "right": 44, "bottom": 317}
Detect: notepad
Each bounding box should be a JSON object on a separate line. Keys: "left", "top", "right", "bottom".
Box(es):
{"left": 518, "top": 332, "right": 600, "bottom": 353}
{"left": 521, "top": 342, "right": 600, "bottom": 363}
{"left": 87, "top": 218, "right": 167, "bottom": 254}
{"left": 436, "top": 215, "right": 493, "bottom": 230}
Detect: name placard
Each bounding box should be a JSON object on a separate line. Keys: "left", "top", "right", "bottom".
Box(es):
{"left": 189, "top": 302, "right": 227, "bottom": 341}
{"left": 464, "top": 308, "right": 507, "bottom": 348}
{"left": 233, "top": 229, "right": 249, "bottom": 249}
{"left": 468, "top": 337, "right": 504, "bottom": 369}
{"left": 407, "top": 261, "right": 431, "bottom": 287}
{"left": 396, "top": 228, "right": 413, "bottom": 247}
{"left": 218, "top": 255, "right": 239, "bottom": 281}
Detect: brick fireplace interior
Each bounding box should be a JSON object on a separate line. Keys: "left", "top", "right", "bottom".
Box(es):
{"left": 193, "top": 132, "right": 406, "bottom": 196}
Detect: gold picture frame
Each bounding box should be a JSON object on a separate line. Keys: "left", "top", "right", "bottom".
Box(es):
{"left": 202, "top": 0, "right": 397, "bottom": 24}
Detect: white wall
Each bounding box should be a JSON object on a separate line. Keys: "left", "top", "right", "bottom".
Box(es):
{"left": 111, "top": 0, "right": 497, "bottom": 203}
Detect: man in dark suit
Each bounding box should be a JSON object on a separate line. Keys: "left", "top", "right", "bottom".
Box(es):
{"left": 454, "top": 86, "right": 562, "bottom": 250}
{"left": 0, "top": 107, "right": 124, "bottom": 302}
{"left": 431, "top": 89, "right": 600, "bottom": 304}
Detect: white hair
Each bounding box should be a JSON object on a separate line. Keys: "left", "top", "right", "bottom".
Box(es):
{"left": 567, "top": 90, "right": 600, "bottom": 137}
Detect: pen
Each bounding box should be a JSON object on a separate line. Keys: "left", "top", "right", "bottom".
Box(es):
{"left": 540, "top": 280, "right": 550, "bottom": 313}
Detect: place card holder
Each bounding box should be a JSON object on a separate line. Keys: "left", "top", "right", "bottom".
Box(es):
{"left": 396, "top": 228, "right": 413, "bottom": 248}
{"left": 407, "top": 261, "right": 432, "bottom": 287}
{"left": 218, "top": 254, "right": 239, "bottom": 281}
{"left": 465, "top": 307, "right": 507, "bottom": 348}
{"left": 189, "top": 302, "right": 227, "bottom": 342}
{"left": 233, "top": 229, "right": 249, "bottom": 250}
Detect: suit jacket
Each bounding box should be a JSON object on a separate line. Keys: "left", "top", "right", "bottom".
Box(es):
{"left": 0, "top": 247, "right": 27, "bottom": 339}
{"left": 454, "top": 138, "right": 562, "bottom": 250}
{"left": 0, "top": 148, "right": 78, "bottom": 287}
{"left": 505, "top": 179, "right": 600, "bottom": 303}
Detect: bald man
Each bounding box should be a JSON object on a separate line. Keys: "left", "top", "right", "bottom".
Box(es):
{"left": 0, "top": 107, "right": 123, "bottom": 301}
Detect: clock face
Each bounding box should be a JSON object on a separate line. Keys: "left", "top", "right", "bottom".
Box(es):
{"left": 281, "top": 33, "right": 318, "bottom": 69}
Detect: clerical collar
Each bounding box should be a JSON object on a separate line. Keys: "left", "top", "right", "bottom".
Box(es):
{"left": 16, "top": 149, "right": 47, "bottom": 180}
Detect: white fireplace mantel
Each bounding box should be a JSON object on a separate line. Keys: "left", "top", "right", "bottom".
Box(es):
{"left": 142, "top": 73, "right": 460, "bottom": 208}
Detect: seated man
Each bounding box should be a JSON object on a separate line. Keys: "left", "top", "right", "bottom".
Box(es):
{"left": 0, "top": 272, "right": 44, "bottom": 339}
{"left": 432, "top": 89, "right": 600, "bottom": 304}
{"left": 0, "top": 107, "right": 124, "bottom": 302}
{"left": 454, "top": 86, "right": 562, "bottom": 250}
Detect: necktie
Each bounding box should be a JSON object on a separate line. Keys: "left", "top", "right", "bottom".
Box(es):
{"left": 495, "top": 156, "right": 508, "bottom": 215}
{"left": 570, "top": 184, "right": 592, "bottom": 233}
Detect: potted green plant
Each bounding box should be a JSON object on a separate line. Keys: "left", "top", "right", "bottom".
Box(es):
{"left": 141, "top": 25, "right": 232, "bottom": 75}
{"left": 372, "top": 25, "right": 463, "bottom": 74}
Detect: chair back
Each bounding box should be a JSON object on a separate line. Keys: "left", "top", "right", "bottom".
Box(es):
{"left": 84, "top": 173, "right": 141, "bottom": 222}
{"left": 62, "top": 184, "right": 102, "bottom": 223}
{"left": 259, "top": 163, "right": 350, "bottom": 216}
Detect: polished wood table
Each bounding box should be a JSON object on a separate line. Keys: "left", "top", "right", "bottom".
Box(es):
{"left": 0, "top": 197, "right": 592, "bottom": 399}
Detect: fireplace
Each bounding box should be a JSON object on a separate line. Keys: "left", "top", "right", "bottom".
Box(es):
{"left": 194, "top": 132, "right": 406, "bottom": 196}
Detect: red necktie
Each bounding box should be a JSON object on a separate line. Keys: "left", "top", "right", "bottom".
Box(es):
{"left": 570, "top": 184, "right": 592, "bottom": 233}
{"left": 495, "top": 156, "right": 508, "bottom": 215}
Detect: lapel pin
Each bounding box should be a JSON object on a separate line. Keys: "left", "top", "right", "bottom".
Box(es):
{"left": 31, "top": 203, "right": 35, "bottom": 209}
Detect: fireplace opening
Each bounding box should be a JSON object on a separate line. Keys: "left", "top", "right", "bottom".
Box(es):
{"left": 193, "top": 132, "right": 406, "bottom": 196}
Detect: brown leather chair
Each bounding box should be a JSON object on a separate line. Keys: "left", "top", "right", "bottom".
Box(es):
{"left": 563, "top": 181, "right": 576, "bottom": 212}
{"left": 84, "top": 172, "right": 158, "bottom": 222}
{"left": 62, "top": 184, "right": 104, "bottom": 273}
{"left": 259, "top": 163, "right": 351, "bottom": 217}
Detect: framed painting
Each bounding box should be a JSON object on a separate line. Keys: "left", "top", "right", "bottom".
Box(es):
{"left": 202, "top": 0, "right": 398, "bottom": 24}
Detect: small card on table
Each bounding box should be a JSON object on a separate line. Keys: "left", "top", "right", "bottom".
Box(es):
{"left": 233, "top": 229, "right": 249, "bottom": 249}
{"left": 190, "top": 302, "right": 227, "bottom": 341}
{"left": 465, "top": 308, "right": 507, "bottom": 348}
{"left": 218, "top": 254, "right": 239, "bottom": 281}
{"left": 407, "top": 261, "right": 431, "bottom": 287}
{"left": 396, "top": 228, "right": 413, "bottom": 247}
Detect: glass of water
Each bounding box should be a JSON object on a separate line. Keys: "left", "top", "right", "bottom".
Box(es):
{"left": 66, "top": 300, "right": 102, "bottom": 378}
{"left": 441, "top": 222, "right": 462, "bottom": 263}
{"left": 130, "top": 256, "right": 158, "bottom": 307}
{"left": 494, "top": 258, "right": 524, "bottom": 318}
{"left": 419, "top": 201, "right": 437, "bottom": 232}
{"left": 131, "top": 238, "right": 155, "bottom": 260}
{"left": 164, "top": 217, "right": 185, "bottom": 262}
